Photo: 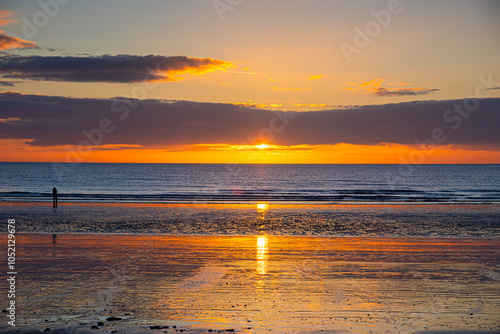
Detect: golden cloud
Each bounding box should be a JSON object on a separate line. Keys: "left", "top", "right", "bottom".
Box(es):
{"left": 0, "top": 11, "right": 37, "bottom": 51}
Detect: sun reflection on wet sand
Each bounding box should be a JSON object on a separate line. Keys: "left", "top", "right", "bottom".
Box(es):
{"left": 256, "top": 235, "right": 268, "bottom": 275}
{"left": 8, "top": 234, "right": 500, "bottom": 333}
{"left": 256, "top": 203, "right": 268, "bottom": 222}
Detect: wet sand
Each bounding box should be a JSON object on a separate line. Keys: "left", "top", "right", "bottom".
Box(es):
{"left": 1, "top": 233, "right": 499, "bottom": 333}
{"left": 2, "top": 201, "right": 500, "bottom": 237}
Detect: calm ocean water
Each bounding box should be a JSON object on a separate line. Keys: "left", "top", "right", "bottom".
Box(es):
{"left": 1, "top": 162, "right": 499, "bottom": 204}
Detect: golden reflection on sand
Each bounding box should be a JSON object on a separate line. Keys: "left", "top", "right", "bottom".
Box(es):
{"left": 7, "top": 234, "right": 500, "bottom": 333}
{"left": 256, "top": 202, "right": 268, "bottom": 221}
{"left": 256, "top": 235, "right": 268, "bottom": 275}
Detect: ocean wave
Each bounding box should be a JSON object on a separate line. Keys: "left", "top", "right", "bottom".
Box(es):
{"left": 0, "top": 189, "right": 499, "bottom": 204}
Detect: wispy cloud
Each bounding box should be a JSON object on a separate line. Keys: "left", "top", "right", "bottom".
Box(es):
{"left": 344, "top": 78, "right": 439, "bottom": 97}
{"left": 375, "top": 87, "right": 440, "bottom": 96}
{"left": 0, "top": 54, "right": 233, "bottom": 83}
{"left": 1, "top": 92, "right": 498, "bottom": 149}
{"left": 190, "top": 144, "right": 314, "bottom": 151}
{"left": 234, "top": 101, "right": 284, "bottom": 109}
{"left": 308, "top": 75, "right": 323, "bottom": 80}
{"left": 294, "top": 103, "right": 330, "bottom": 109}
{"left": 0, "top": 11, "right": 37, "bottom": 51}
{"left": 234, "top": 102, "right": 351, "bottom": 111}
{"left": 0, "top": 81, "right": 14, "bottom": 87}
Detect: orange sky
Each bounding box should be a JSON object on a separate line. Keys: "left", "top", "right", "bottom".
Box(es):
{"left": 2, "top": 139, "right": 499, "bottom": 164}
{"left": 1, "top": 2, "right": 499, "bottom": 164}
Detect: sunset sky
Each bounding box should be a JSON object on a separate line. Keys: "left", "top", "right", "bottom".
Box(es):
{"left": 1, "top": 0, "right": 499, "bottom": 163}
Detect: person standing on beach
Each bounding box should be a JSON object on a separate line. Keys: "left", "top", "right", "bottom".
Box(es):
{"left": 52, "top": 187, "right": 58, "bottom": 208}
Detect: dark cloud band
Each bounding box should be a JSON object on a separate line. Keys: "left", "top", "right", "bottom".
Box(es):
{"left": 0, "top": 92, "right": 498, "bottom": 148}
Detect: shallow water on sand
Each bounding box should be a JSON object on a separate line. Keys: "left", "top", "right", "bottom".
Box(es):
{"left": 3, "top": 234, "right": 499, "bottom": 333}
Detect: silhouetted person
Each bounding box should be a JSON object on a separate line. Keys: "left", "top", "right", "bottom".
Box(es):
{"left": 52, "top": 187, "right": 58, "bottom": 208}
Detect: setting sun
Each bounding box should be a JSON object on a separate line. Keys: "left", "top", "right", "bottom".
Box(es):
{"left": 256, "top": 144, "right": 270, "bottom": 149}
{"left": 257, "top": 203, "right": 269, "bottom": 211}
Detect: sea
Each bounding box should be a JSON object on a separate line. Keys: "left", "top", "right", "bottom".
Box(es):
{"left": 1, "top": 162, "right": 499, "bottom": 237}
{"left": 1, "top": 162, "right": 500, "bottom": 204}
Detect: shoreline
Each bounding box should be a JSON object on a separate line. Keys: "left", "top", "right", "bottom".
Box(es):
{"left": 3, "top": 200, "right": 500, "bottom": 205}
{"left": 2, "top": 200, "right": 500, "bottom": 208}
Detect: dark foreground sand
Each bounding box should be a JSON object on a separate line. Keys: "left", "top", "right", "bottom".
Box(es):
{"left": 1, "top": 234, "right": 499, "bottom": 333}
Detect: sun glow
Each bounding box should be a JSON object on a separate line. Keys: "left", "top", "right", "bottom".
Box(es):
{"left": 256, "top": 144, "right": 270, "bottom": 149}
{"left": 3, "top": 140, "right": 500, "bottom": 164}
{"left": 257, "top": 203, "right": 269, "bottom": 211}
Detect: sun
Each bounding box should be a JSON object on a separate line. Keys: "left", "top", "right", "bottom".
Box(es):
{"left": 256, "top": 144, "right": 270, "bottom": 149}
{"left": 257, "top": 203, "right": 269, "bottom": 211}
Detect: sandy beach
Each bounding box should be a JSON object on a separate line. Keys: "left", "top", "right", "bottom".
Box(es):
{"left": 1, "top": 233, "right": 499, "bottom": 333}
